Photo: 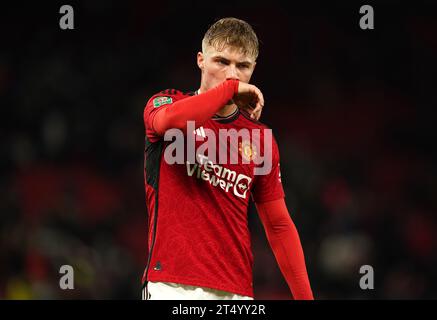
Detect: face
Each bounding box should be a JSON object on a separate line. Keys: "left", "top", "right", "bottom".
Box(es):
{"left": 197, "top": 44, "right": 256, "bottom": 92}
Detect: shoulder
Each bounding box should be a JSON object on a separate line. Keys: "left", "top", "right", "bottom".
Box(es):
{"left": 155, "top": 88, "right": 196, "bottom": 98}
{"left": 147, "top": 88, "right": 195, "bottom": 106}
{"left": 239, "top": 109, "right": 271, "bottom": 130}
{"left": 238, "top": 110, "right": 281, "bottom": 150}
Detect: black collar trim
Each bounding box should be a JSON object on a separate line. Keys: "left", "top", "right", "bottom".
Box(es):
{"left": 195, "top": 90, "right": 240, "bottom": 123}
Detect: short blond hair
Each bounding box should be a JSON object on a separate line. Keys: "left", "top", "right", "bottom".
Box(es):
{"left": 202, "top": 17, "right": 259, "bottom": 59}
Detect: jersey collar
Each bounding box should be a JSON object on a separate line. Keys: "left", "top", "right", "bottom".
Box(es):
{"left": 195, "top": 90, "right": 240, "bottom": 123}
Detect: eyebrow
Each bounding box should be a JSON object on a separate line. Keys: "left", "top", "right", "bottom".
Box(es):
{"left": 213, "top": 55, "right": 253, "bottom": 66}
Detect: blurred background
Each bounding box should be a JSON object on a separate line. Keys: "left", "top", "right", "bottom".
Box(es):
{"left": 1, "top": 0, "right": 436, "bottom": 299}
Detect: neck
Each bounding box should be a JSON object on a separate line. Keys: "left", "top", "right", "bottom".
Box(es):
{"left": 198, "top": 87, "right": 237, "bottom": 118}
{"left": 216, "top": 103, "right": 237, "bottom": 117}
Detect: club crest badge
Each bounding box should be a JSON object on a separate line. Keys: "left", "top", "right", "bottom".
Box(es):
{"left": 239, "top": 140, "right": 257, "bottom": 162}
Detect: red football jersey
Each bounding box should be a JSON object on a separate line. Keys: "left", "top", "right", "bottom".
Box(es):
{"left": 142, "top": 89, "right": 285, "bottom": 297}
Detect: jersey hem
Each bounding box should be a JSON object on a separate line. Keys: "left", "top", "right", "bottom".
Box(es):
{"left": 147, "top": 274, "right": 254, "bottom": 298}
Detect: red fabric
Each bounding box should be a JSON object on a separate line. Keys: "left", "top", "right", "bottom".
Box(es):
{"left": 144, "top": 79, "right": 239, "bottom": 142}
{"left": 250, "top": 134, "right": 284, "bottom": 203}
{"left": 255, "top": 198, "right": 314, "bottom": 300}
{"left": 142, "top": 88, "right": 284, "bottom": 297}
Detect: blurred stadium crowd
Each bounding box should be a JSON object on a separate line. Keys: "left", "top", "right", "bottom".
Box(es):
{"left": 1, "top": 1, "right": 436, "bottom": 299}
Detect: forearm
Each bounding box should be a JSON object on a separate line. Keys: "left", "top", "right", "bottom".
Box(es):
{"left": 152, "top": 79, "right": 239, "bottom": 135}
{"left": 265, "top": 218, "right": 314, "bottom": 300}
{"left": 256, "top": 199, "right": 314, "bottom": 300}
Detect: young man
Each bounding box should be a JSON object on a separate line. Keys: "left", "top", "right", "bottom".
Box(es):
{"left": 142, "top": 18, "right": 313, "bottom": 300}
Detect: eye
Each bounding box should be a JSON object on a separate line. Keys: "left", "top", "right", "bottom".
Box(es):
{"left": 216, "top": 59, "right": 229, "bottom": 66}
{"left": 238, "top": 64, "right": 250, "bottom": 69}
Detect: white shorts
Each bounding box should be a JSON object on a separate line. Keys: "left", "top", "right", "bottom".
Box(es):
{"left": 142, "top": 281, "right": 254, "bottom": 300}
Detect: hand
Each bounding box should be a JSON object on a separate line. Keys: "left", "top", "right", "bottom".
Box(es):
{"left": 233, "top": 82, "right": 264, "bottom": 121}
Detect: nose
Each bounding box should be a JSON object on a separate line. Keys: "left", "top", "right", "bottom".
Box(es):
{"left": 226, "top": 65, "right": 239, "bottom": 80}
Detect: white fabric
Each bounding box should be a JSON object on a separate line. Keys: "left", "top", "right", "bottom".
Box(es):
{"left": 142, "top": 281, "right": 253, "bottom": 300}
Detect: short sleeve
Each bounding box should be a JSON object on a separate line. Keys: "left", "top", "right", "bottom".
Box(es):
{"left": 251, "top": 134, "right": 285, "bottom": 203}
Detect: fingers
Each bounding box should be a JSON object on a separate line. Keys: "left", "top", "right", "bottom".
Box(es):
{"left": 236, "top": 82, "right": 265, "bottom": 120}
{"left": 250, "top": 102, "right": 263, "bottom": 120}
{"left": 254, "top": 87, "right": 264, "bottom": 108}
{"left": 250, "top": 86, "right": 264, "bottom": 120}
{"left": 238, "top": 82, "right": 264, "bottom": 106}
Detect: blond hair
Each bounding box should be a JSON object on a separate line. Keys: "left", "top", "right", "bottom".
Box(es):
{"left": 202, "top": 17, "right": 259, "bottom": 59}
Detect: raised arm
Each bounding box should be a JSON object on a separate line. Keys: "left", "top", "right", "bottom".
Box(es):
{"left": 145, "top": 79, "right": 265, "bottom": 137}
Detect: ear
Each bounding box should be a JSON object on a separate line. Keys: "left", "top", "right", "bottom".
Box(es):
{"left": 197, "top": 52, "right": 204, "bottom": 70}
